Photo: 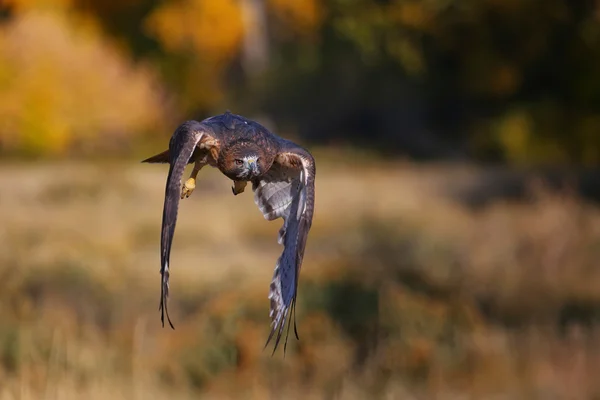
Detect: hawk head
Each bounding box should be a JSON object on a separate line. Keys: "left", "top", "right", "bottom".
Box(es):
{"left": 221, "top": 140, "right": 267, "bottom": 180}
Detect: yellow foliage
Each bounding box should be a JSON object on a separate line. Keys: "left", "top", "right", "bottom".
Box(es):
{"left": 494, "top": 109, "right": 571, "bottom": 164}
{"left": 495, "top": 110, "right": 533, "bottom": 164}
{"left": 145, "top": 0, "right": 244, "bottom": 64}
{"left": 268, "top": 0, "right": 325, "bottom": 36}
{"left": 389, "top": 2, "right": 432, "bottom": 32}
{"left": 143, "top": 0, "right": 246, "bottom": 111}
{"left": 3, "top": 0, "right": 73, "bottom": 13}
{"left": 0, "top": 10, "right": 168, "bottom": 156}
{"left": 4, "top": 0, "right": 146, "bottom": 15}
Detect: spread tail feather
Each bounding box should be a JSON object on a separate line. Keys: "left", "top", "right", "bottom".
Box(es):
{"left": 142, "top": 148, "right": 203, "bottom": 164}
{"left": 142, "top": 150, "right": 170, "bottom": 163}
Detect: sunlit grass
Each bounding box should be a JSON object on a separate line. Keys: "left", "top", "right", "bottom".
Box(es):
{"left": 0, "top": 159, "right": 599, "bottom": 399}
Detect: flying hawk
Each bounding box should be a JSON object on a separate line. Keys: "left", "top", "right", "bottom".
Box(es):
{"left": 141, "top": 111, "right": 316, "bottom": 354}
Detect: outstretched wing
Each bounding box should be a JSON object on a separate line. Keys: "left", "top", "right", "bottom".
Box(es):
{"left": 252, "top": 142, "right": 316, "bottom": 355}
{"left": 148, "top": 120, "right": 220, "bottom": 329}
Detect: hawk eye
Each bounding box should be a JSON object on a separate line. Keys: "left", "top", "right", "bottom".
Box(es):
{"left": 234, "top": 159, "right": 243, "bottom": 166}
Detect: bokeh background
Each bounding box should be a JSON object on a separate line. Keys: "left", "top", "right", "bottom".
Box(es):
{"left": 1, "top": 0, "right": 600, "bottom": 398}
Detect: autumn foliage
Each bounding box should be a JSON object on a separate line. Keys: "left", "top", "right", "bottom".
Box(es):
{"left": 1, "top": 0, "right": 600, "bottom": 398}
{"left": 1, "top": 0, "right": 600, "bottom": 163}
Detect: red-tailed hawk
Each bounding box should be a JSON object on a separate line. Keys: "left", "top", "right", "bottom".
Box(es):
{"left": 142, "top": 111, "right": 316, "bottom": 355}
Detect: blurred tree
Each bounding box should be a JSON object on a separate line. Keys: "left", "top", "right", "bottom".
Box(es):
{"left": 0, "top": 10, "right": 168, "bottom": 157}
{"left": 268, "top": 0, "right": 324, "bottom": 38}
{"left": 244, "top": 0, "right": 600, "bottom": 164}
{"left": 3, "top": 0, "right": 74, "bottom": 13}
{"left": 143, "top": 0, "right": 244, "bottom": 113}
{"left": 240, "top": 0, "right": 270, "bottom": 77}
{"left": 2, "top": 0, "right": 600, "bottom": 164}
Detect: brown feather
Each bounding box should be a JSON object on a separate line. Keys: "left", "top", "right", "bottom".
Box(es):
{"left": 141, "top": 150, "right": 170, "bottom": 163}
{"left": 254, "top": 144, "right": 316, "bottom": 356}
{"left": 142, "top": 112, "right": 316, "bottom": 357}
{"left": 142, "top": 148, "right": 208, "bottom": 164}
{"left": 157, "top": 121, "right": 221, "bottom": 330}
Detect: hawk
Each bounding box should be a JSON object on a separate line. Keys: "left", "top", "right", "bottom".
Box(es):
{"left": 141, "top": 111, "right": 316, "bottom": 354}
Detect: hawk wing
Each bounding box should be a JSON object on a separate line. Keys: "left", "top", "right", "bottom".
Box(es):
{"left": 154, "top": 120, "right": 220, "bottom": 329}
{"left": 252, "top": 141, "right": 316, "bottom": 355}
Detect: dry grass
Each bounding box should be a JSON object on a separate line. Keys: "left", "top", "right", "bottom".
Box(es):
{"left": 0, "top": 158, "right": 599, "bottom": 399}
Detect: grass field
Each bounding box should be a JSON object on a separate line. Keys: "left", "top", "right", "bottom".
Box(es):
{"left": 1, "top": 158, "right": 600, "bottom": 399}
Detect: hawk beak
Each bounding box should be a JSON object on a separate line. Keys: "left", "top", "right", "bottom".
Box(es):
{"left": 248, "top": 159, "right": 258, "bottom": 174}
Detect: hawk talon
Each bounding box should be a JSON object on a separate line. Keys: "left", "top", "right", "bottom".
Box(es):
{"left": 181, "top": 178, "right": 196, "bottom": 199}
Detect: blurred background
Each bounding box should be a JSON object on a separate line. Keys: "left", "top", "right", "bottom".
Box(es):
{"left": 1, "top": 0, "right": 600, "bottom": 398}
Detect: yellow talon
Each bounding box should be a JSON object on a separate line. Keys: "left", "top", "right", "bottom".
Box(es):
{"left": 181, "top": 178, "right": 196, "bottom": 199}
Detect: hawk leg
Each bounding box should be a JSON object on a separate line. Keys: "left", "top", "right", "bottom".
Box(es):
{"left": 231, "top": 180, "right": 247, "bottom": 196}
{"left": 181, "top": 162, "right": 204, "bottom": 199}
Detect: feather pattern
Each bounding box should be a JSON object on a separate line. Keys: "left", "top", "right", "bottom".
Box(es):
{"left": 159, "top": 121, "right": 213, "bottom": 329}
{"left": 253, "top": 162, "right": 301, "bottom": 222}
{"left": 252, "top": 145, "right": 316, "bottom": 355}
{"left": 143, "top": 112, "right": 315, "bottom": 356}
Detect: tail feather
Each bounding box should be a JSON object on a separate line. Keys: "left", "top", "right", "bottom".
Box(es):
{"left": 142, "top": 150, "right": 170, "bottom": 163}
{"left": 142, "top": 148, "right": 204, "bottom": 165}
